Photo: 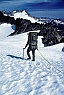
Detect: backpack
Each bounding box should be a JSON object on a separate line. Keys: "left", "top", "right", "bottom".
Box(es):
{"left": 28, "top": 32, "right": 38, "bottom": 50}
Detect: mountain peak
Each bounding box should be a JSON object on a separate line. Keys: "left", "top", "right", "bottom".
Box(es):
{"left": 21, "top": 10, "right": 28, "bottom": 15}
{"left": 13, "top": 10, "right": 38, "bottom": 23}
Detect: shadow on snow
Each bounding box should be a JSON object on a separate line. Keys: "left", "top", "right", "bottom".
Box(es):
{"left": 7, "top": 55, "right": 27, "bottom": 60}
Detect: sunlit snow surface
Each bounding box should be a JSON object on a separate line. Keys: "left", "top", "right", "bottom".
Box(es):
{"left": 0, "top": 28, "right": 64, "bottom": 95}
{"left": 0, "top": 23, "right": 15, "bottom": 40}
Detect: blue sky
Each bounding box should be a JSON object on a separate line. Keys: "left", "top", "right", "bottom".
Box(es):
{"left": 0, "top": 0, "right": 64, "bottom": 18}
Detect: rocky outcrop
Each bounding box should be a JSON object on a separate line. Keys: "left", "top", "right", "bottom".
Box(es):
{"left": 10, "top": 18, "right": 41, "bottom": 35}
{"left": 39, "top": 22, "right": 63, "bottom": 46}
{"left": 9, "top": 18, "right": 64, "bottom": 46}
{"left": 0, "top": 11, "right": 15, "bottom": 24}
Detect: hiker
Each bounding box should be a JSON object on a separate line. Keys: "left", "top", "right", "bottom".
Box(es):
{"left": 23, "top": 32, "right": 38, "bottom": 61}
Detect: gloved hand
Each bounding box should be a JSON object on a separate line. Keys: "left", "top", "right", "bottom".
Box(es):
{"left": 23, "top": 47, "right": 25, "bottom": 49}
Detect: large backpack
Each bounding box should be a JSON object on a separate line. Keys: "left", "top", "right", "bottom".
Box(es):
{"left": 28, "top": 32, "right": 38, "bottom": 50}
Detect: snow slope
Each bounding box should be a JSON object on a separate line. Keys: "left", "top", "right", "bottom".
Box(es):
{"left": 0, "top": 23, "right": 15, "bottom": 40}
{"left": 0, "top": 28, "right": 64, "bottom": 95}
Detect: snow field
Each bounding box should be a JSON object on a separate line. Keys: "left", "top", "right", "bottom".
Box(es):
{"left": 0, "top": 31, "right": 64, "bottom": 95}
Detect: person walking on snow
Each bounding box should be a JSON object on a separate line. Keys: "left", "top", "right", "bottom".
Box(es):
{"left": 23, "top": 32, "right": 38, "bottom": 61}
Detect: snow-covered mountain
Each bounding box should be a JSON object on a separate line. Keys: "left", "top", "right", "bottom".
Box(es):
{"left": 2, "top": 10, "right": 43, "bottom": 24}
{"left": 0, "top": 19, "right": 64, "bottom": 95}
{"left": 11, "top": 10, "right": 39, "bottom": 23}
{"left": 54, "top": 19, "right": 64, "bottom": 25}
{"left": 1, "top": 10, "right": 64, "bottom": 25}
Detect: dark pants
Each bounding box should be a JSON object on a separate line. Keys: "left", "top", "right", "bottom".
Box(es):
{"left": 27, "top": 47, "right": 35, "bottom": 61}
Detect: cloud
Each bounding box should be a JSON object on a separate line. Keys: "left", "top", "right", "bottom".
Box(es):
{"left": 30, "top": 9, "right": 64, "bottom": 18}
{"left": 0, "top": 0, "right": 62, "bottom": 4}
{"left": 25, "top": 1, "right": 64, "bottom": 11}
{"left": 0, "top": 0, "right": 64, "bottom": 12}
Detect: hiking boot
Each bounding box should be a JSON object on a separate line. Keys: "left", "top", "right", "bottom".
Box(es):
{"left": 32, "top": 59, "right": 35, "bottom": 61}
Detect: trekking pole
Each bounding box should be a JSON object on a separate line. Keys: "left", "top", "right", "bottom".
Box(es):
{"left": 23, "top": 48, "right": 24, "bottom": 58}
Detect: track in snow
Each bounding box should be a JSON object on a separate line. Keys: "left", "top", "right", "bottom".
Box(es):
{"left": 0, "top": 47, "right": 64, "bottom": 95}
